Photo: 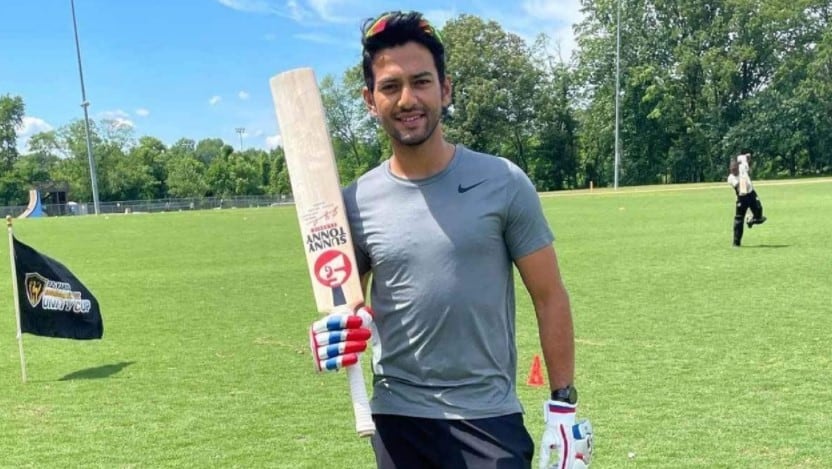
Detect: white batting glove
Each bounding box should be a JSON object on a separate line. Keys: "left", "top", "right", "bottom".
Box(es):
{"left": 308, "top": 305, "right": 373, "bottom": 372}
{"left": 539, "top": 401, "right": 593, "bottom": 469}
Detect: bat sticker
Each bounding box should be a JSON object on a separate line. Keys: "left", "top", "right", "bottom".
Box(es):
{"left": 314, "top": 250, "right": 353, "bottom": 288}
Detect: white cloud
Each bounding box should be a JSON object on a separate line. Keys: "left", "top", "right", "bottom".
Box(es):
{"left": 136, "top": 108, "right": 150, "bottom": 117}
{"left": 217, "top": 0, "right": 359, "bottom": 24}
{"left": 285, "top": 0, "right": 312, "bottom": 22}
{"left": 217, "top": 0, "right": 276, "bottom": 14}
{"left": 107, "top": 118, "right": 135, "bottom": 130}
{"left": 98, "top": 110, "right": 135, "bottom": 129}
{"left": 294, "top": 33, "right": 343, "bottom": 45}
{"left": 307, "top": 0, "right": 352, "bottom": 23}
{"left": 217, "top": 0, "right": 309, "bottom": 21}
{"left": 422, "top": 9, "right": 458, "bottom": 27}
{"left": 521, "top": 0, "right": 584, "bottom": 61}
{"left": 238, "top": 91, "right": 250, "bottom": 100}
{"left": 209, "top": 95, "right": 222, "bottom": 106}
{"left": 266, "top": 134, "right": 282, "bottom": 149}
{"left": 522, "top": 0, "right": 582, "bottom": 24}
{"left": 472, "top": 0, "right": 583, "bottom": 63}
{"left": 98, "top": 109, "right": 131, "bottom": 120}
{"left": 17, "top": 116, "right": 53, "bottom": 136}
{"left": 16, "top": 116, "right": 53, "bottom": 152}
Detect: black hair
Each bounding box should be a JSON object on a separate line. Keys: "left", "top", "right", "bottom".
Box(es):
{"left": 360, "top": 11, "right": 446, "bottom": 92}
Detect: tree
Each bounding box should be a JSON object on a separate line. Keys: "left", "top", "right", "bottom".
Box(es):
{"left": 206, "top": 156, "right": 234, "bottom": 197}
{"left": 442, "top": 15, "right": 543, "bottom": 172}
{"left": 529, "top": 35, "right": 581, "bottom": 190}
{"left": 266, "top": 146, "right": 291, "bottom": 196}
{"left": 0, "top": 94, "right": 25, "bottom": 171}
{"left": 195, "top": 138, "right": 231, "bottom": 166}
{"left": 319, "top": 66, "right": 385, "bottom": 183}
{"left": 4, "top": 9, "right": 830, "bottom": 201}
{"left": 227, "top": 151, "right": 263, "bottom": 196}
{"left": 13, "top": 152, "right": 59, "bottom": 187}
{"left": 130, "top": 136, "right": 169, "bottom": 198}
{"left": 200, "top": 138, "right": 236, "bottom": 196}
{"left": 167, "top": 155, "right": 208, "bottom": 198}
{"left": 106, "top": 150, "right": 156, "bottom": 200}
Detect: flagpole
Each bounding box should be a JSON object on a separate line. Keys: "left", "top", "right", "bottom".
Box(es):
{"left": 5, "top": 216, "right": 28, "bottom": 383}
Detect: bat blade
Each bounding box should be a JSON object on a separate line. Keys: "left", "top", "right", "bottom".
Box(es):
{"left": 270, "top": 67, "right": 375, "bottom": 437}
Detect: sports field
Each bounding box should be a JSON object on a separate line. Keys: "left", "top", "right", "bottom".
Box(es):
{"left": 1, "top": 178, "right": 830, "bottom": 468}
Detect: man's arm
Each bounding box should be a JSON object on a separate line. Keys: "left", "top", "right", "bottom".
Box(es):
{"left": 515, "top": 245, "right": 575, "bottom": 389}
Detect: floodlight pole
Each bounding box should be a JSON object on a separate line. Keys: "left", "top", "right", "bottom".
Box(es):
{"left": 613, "top": 0, "right": 621, "bottom": 190}
{"left": 71, "top": 0, "right": 101, "bottom": 215}
{"left": 235, "top": 127, "right": 246, "bottom": 152}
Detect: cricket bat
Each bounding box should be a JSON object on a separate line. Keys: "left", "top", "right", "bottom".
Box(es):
{"left": 269, "top": 68, "right": 375, "bottom": 437}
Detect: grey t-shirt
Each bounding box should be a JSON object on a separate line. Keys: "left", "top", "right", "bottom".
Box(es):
{"left": 343, "top": 145, "right": 554, "bottom": 419}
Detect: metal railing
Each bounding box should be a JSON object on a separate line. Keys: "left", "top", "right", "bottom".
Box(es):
{"left": 1, "top": 195, "right": 295, "bottom": 218}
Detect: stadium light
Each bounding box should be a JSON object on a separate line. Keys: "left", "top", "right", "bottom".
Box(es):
{"left": 614, "top": 0, "right": 621, "bottom": 190}
{"left": 235, "top": 127, "right": 246, "bottom": 152}
{"left": 70, "top": 0, "right": 101, "bottom": 215}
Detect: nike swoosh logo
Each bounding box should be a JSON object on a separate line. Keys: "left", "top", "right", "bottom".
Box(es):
{"left": 458, "top": 180, "right": 487, "bottom": 193}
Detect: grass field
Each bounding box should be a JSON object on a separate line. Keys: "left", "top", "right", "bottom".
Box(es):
{"left": 1, "top": 178, "right": 830, "bottom": 468}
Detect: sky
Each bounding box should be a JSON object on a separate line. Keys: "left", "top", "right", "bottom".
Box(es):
{"left": 1, "top": 0, "right": 583, "bottom": 153}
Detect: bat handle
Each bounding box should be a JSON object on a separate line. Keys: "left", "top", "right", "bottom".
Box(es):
{"left": 346, "top": 357, "right": 375, "bottom": 437}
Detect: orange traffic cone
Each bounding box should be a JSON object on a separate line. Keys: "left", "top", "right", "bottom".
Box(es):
{"left": 526, "top": 354, "right": 545, "bottom": 387}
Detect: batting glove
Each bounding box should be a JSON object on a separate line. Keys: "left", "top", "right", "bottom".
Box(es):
{"left": 539, "top": 401, "right": 593, "bottom": 469}
{"left": 309, "top": 305, "right": 373, "bottom": 372}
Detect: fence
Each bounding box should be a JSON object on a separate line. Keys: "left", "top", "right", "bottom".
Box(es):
{"left": 1, "top": 195, "right": 295, "bottom": 218}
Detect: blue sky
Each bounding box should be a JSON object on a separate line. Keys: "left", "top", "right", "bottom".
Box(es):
{"left": 1, "top": 0, "right": 582, "bottom": 152}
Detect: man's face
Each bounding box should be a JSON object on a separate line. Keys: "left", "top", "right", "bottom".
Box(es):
{"left": 363, "top": 42, "right": 451, "bottom": 147}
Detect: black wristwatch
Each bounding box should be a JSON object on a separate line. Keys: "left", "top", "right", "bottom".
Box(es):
{"left": 551, "top": 385, "right": 578, "bottom": 404}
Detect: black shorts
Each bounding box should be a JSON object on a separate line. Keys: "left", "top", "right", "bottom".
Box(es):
{"left": 371, "top": 413, "right": 534, "bottom": 469}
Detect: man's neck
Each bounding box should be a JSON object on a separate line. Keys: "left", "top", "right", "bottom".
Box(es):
{"left": 389, "top": 135, "right": 455, "bottom": 180}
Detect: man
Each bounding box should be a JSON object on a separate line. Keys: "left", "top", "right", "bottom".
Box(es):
{"left": 308, "top": 11, "right": 591, "bottom": 468}
{"left": 728, "top": 151, "right": 766, "bottom": 247}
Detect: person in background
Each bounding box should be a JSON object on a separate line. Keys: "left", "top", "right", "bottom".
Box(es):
{"left": 728, "top": 150, "right": 766, "bottom": 247}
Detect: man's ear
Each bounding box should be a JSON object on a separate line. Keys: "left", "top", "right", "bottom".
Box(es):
{"left": 363, "top": 87, "right": 378, "bottom": 117}
{"left": 441, "top": 76, "right": 452, "bottom": 108}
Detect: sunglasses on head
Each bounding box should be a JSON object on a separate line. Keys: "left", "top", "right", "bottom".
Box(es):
{"left": 364, "top": 11, "right": 444, "bottom": 44}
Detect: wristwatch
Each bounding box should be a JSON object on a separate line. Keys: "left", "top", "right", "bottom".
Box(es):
{"left": 551, "top": 385, "right": 578, "bottom": 404}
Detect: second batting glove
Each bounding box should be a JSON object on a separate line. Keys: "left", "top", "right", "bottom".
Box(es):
{"left": 539, "top": 401, "right": 593, "bottom": 469}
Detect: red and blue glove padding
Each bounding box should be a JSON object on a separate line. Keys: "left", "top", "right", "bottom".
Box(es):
{"left": 309, "top": 305, "right": 373, "bottom": 372}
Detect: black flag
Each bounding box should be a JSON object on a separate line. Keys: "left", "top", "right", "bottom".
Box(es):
{"left": 12, "top": 236, "right": 103, "bottom": 340}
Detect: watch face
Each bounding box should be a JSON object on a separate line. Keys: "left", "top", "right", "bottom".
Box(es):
{"left": 553, "top": 385, "right": 577, "bottom": 404}
{"left": 567, "top": 385, "right": 577, "bottom": 404}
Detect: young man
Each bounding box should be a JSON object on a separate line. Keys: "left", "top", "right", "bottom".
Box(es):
{"left": 728, "top": 151, "right": 766, "bottom": 247}
{"left": 308, "top": 11, "right": 591, "bottom": 468}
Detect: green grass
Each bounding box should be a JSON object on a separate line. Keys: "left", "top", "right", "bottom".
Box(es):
{"left": 0, "top": 178, "right": 830, "bottom": 468}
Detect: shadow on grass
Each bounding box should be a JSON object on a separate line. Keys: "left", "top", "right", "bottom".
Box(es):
{"left": 743, "top": 244, "right": 791, "bottom": 249}
{"left": 59, "top": 361, "right": 136, "bottom": 381}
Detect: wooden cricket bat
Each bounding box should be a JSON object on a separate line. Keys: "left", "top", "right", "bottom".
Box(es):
{"left": 269, "top": 68, "right": 375, "bottom": 437}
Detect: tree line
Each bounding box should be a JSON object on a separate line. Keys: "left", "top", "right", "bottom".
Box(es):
{"left": 2, "top": 1, "right": 830, "bottom": 206}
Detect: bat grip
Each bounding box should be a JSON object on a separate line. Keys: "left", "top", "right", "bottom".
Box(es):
{"left": 346, "top": 356, "right": 375, "bottom": 437}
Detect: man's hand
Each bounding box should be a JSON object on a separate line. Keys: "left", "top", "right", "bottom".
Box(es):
{"left": 308, "top": 305, "right": 373, "bottom": 372}
{"left": 539, "top": 401, "right": 593, "bottom": 469}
